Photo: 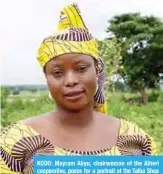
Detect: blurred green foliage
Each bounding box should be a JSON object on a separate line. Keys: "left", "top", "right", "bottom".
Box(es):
{"left": 1, "top": 87, "right": 11, "bottom": 108}
{"left": 99, "top": 13, "right": 163, "bottom": 104}
{"left": 1, "top": 92, "right": 55, "bottom": 127}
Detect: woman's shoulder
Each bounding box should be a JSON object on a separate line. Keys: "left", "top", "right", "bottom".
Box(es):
{"left": 1, "top": 112, "right": 54, "bottom": 152}
{"left": 118, "top": 119, "right": 158, "bottom": 155}
{"left": 100, "top": 115, "right": 154, "bottom": 140}
{"left": 1, "top": 120, "right": 39, "bottom": 150}
{"left": 0, "top": 115, "right": 55, "bottom": 173}
{"left": 119, "top": 119, "right": 147, "bottom": 136}
{"left": 0, "top": 120, "right": 36, "bottom": 173}
{"left": 99, "top": 114, "right": 158, "bottom": 155}
{"left": 118, "top": 118, "right": 157, "bottom": 145}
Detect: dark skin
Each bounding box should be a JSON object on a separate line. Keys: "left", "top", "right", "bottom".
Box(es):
{"left": 25, "top": 54, "right": 120, "bottom": 151}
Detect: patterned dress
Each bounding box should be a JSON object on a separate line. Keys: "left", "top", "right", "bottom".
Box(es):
{"left": 0, "top": 119, "right": 157, "bottom": 174}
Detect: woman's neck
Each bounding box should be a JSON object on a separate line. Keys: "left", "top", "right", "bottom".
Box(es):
{"left": 55, "top": 106, "right": 96, "bottom": 128}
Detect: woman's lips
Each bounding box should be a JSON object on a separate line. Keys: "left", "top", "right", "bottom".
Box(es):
{"left": 64, "top": 90, "right": 85, "bottom": 101}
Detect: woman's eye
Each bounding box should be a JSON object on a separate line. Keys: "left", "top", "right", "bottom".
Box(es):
{"left": 53, "top": 71, "right": 63, "bottom": 77}
{"left": 77, "top": 66, "right": 87, "bottom": 73}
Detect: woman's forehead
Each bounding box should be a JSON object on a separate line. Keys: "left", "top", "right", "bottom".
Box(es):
{"left": 49, "top": 54, "right": 94, "bottom": 66}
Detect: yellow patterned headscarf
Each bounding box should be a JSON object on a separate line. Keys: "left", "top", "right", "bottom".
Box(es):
{"left": 37, "top": 3, "right": 108, "bottom": 114}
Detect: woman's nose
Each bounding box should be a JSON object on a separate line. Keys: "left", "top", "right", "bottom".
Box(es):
{"left": 64, "top": 71, "right": 79, "bottom": 87}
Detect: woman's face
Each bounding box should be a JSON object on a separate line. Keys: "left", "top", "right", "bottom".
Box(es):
{"left": 45, "top": 54, "right": 97, "bottom": 111}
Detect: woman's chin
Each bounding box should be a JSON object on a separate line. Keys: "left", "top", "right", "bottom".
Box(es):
{"left": 62, "top": 102, "right": 90, "bottom": 112}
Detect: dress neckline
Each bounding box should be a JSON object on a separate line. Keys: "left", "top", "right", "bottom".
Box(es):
{"left": 17, "top": 118, "right": 124, "bottom": 155}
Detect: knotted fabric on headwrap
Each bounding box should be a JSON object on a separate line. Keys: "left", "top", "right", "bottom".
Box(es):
{"left": 37, "top": 3, "right": 108, "bottom": 114}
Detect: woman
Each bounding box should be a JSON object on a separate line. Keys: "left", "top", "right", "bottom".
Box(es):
{"left": 0, "top": 3, "right": 157, "bottom": 174}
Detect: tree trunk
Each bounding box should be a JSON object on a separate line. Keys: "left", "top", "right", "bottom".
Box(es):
{"left": 139, "top": 87, "right": 148, "bottom": 104}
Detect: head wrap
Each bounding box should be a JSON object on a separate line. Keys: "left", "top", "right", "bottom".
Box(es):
{"left": 37, "top": 3, "right": 108, "bottom": 114}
